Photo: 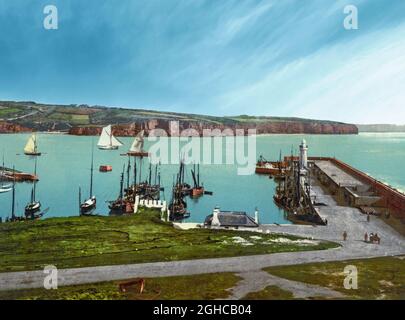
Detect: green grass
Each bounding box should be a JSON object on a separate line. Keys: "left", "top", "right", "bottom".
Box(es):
{"left": 0, "top": 273, "right": 240, "bottom": 300}
{"left": 0, "top": 210, "right": 338, "bottom": 273}
{"left": 265, "top": 256, "right": 405, "bottom": 300}
{"left": 242, "top": 285, "right": 295, "bottom": 300}
{"left": 48, "top": 112, "right": 89, "bottom": 124}
{"left": 0, "top": 107, "right": 21, "bottom": 117}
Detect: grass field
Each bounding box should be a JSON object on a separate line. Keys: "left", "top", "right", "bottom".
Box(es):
{"left": 0, "top": 209, "right": 338, "bottom": 273}
{"left": 48, "top": 112, "right": 89, "bottom": 124}
{"left": 0, "top": 273, "right": 240, "bottom": 300}
{"left": 265, "top": 256, "right": 405, "bottom": 300}
{"left": 0, "top": 107, "right": 21, "bottom": 117}
{"left": 242, "top": 285, "right": 295, "bottom": 300}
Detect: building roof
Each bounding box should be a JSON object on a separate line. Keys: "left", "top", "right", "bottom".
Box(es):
{"left": 205, "top": 211, "right": 258, "bottom": 227}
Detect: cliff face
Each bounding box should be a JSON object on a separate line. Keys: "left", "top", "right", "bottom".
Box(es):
{"left": 0, "top": 122, "right": 32, "bottom": 133}
{"left": 69, "top": 119, "right": 358, "bottom": 136}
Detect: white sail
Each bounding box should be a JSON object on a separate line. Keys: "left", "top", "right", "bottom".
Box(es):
{"left": 130, "top": 130, "right": 145, "bottom": 153}
{"left": 110, "top": 134, "right": 123, "bottom": 147}
{"left": 24, "top": 134, "right": 37, "bottom": 154}
{"left": 97, "top": 125, "right": 123, "bottom": 148}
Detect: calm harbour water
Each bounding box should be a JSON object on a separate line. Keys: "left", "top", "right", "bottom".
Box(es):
{"left": 0, "top": 133, "right": 404, "bottom": 223}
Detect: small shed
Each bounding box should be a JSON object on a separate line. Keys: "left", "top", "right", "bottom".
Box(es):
{"left": 204, "top": 207, "right": 259, "bottom": 228}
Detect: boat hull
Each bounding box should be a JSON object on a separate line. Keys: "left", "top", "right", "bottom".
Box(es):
{"left": 98, "top": 146, "right": 119, "bottom": 150}
{"left": 99, "top": 165, "right": 113, "bottom": 172}
{"left": 125, "top": 152, "right": 150, "bottom": 157}
{"left": 80, "top": 198, "right": 97, "bottom": 214}
{"left": 24, "top": 152, "right": 42, "bottom": 156}
{"left": 191, "top": 187, "right": 204, "bottom": 198}
{"left": 25, "top": 201, "right": 41, "bottom": 217}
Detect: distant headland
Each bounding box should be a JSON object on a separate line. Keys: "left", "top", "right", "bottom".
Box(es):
{"left": 0, "top": 100, "right": 358, "bottom": 136}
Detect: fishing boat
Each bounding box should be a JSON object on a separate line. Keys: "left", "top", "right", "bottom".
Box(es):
{"left": 97, "top": 125, "right": 123, "bottom": 150}
{"left": 126, "top": 130, "right": 149, "bottom": 157}
{"left": 255, "top": 154, "right": 288, "bottom": 176}
{"left": 169, "top": 163, "right": 190, "bottom": 221}
{"left": 0, "top": 185, "right": 12, "bottom": 194}
{"left": 109, "top": 166, "right": 131, "bottom": 214}
{"left": 24, "top": 158, "right": 41, "bottom": 218}
{"left": 169, "top": 187, "right": 189, "bottom": 221}
{"left": 0, "top": 156, "right": 12, "bottom": 194}
{"left": 24, "top": 134, "right": 41, "bottom": 156}
{"left": 79, "top": 147, "right": 96, "bottom": 215}
{"left": 190, "top": 163, "right": 213, "bottom": 198}
{"left": 8, "top": 166, "right": 48, "bottom": 222}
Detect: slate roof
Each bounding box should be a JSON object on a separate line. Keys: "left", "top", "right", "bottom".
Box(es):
{"left": 205, "top": 211, "right": 258, "bottom": 227}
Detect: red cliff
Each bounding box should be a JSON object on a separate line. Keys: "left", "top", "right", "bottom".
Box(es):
{"left": 69, "top": 119, "right": 358, "bottom": 136}
{"left": 0, "top": 122, "right": 32, "bottom": 133}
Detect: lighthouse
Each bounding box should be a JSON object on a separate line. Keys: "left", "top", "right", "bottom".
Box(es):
{"left": 299, "top": 139, "right": 308, "bottom": 171}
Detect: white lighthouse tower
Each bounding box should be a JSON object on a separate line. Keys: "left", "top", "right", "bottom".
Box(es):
{"left": 299, "top": 139, "right": 308, "bottom": 172}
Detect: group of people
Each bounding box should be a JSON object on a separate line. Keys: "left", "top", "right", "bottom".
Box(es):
{"left": 341, "top": 230, "right": 381, "bottom": 244}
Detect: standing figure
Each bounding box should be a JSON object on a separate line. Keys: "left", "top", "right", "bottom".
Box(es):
{"left": 364, "top": 232, "right": 368, "bottom": 243}
{"left": 343, "top": 231, "right": 348, "bottom": 241}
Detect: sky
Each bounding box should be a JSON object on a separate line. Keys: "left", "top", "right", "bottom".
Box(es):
{"left": 0, "top": 0, "right": 404, "bottom": 124}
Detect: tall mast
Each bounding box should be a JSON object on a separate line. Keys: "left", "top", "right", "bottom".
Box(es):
{"left": 90, "top": 144, "right": 94, "bottom": 197}
{"left": 148, "top": 163, "right": 152, "bottom": 185}
{"left": 120, "top": 165, "right": 125, "bottom": 200}
{"left": 197, "top": 163, "right": 200, "bottom": 187}
{"left": 79, "top": 187, "right": 82, "bottom": 213}
{"left": 127, "top": 156, "right": 131, "bottom": 191}
{"left": 133, "top": 158, "right": 137, "bottom": 186}
{"left": 11, "top": 166, "right": 16, "bottom": 220}
{"left": 1, "top": 154, "right": 4, "bottom": 187}
{"left": 33, "top": 157, "right": 37, "bottom": 202}
{"left": 33, "top": 134, "right": 37, "bottom": 153}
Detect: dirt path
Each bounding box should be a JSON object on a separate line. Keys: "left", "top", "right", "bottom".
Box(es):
{"left": 226, "top": 270, "right": 344, "bottom": 300}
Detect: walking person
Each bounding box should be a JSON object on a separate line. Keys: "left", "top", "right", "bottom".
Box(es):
{"left": 364, "top": 232, "right": 368, "bottom": 243}
{"left": 367, "top": 214, "right": 370, "bottom": 222}
{"left": 343, "top": 231, "right": 347, "bottom": 241}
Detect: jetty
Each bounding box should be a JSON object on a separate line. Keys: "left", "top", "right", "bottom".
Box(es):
{"left": 273, "top": 140, "right": 405, "bottom": 229}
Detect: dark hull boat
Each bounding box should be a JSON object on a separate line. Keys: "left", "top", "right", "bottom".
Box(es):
{"left": 25, "top": 158, "right": 42, "bottom": 218}
{"left": 25, "top": 201, "right": 41, "bottom": 217}
{"left": 7, "top": 167, "right": 48, "bottom": 222}
{"left": 79, "top": 146, "right": 97, "bottom": 216}
{"left": 80, "top": 195, "right": 96, "bottom": 215}
{"left": 109, "top": 166, "right": 131, "bottom": 215}
{"left": 169, "top": 161, "right": 190, "bottom": 221}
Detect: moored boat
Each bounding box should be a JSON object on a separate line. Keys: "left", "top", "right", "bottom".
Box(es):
{"left": 79, "top": 147, "right": 97, "bottom": 215}
{"left": 24, "top": 158, "right": 41, "bottom": 218}
{"left": 99, "top": 165, "right": 113, "bottom": 172}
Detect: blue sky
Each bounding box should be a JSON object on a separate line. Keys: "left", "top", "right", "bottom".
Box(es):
{"left": 0, "top": 0, "right": 404, "bottom": 124}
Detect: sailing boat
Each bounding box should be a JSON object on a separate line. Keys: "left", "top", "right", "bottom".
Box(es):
{"left": 25, "top": 158, "right": 41, "bottom": 218}
{"left": 97, "top": 125, "right": 123, "bottom": 150}
{"left": 127, "top": 130, "right": 149, "bottom": 157}
{"left": 80, "top": 147, "right": 96, "bottom": 215}
{"left": 109, "top": 165, "right": 128, "bottom": 214}
{"left": 190, "top": 163, "right": 204, "bottom": 198}
{"left": 0, "top": 155, "right": 12, "bottom": 194}
{"left": 24, "top": 134, "right": 41, "bottom": 156}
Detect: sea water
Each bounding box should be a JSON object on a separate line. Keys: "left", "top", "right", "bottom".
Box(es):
{"left": 0, "top": 133, "right": 404, "bottom": 223}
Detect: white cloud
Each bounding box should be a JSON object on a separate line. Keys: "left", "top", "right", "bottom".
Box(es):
{"left": 217, "top": 22, "right": 405, "bottom": 124}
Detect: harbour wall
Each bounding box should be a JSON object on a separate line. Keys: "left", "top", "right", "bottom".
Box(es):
{"left": 309, "top": 157, "right": 405, "bottom": 219}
